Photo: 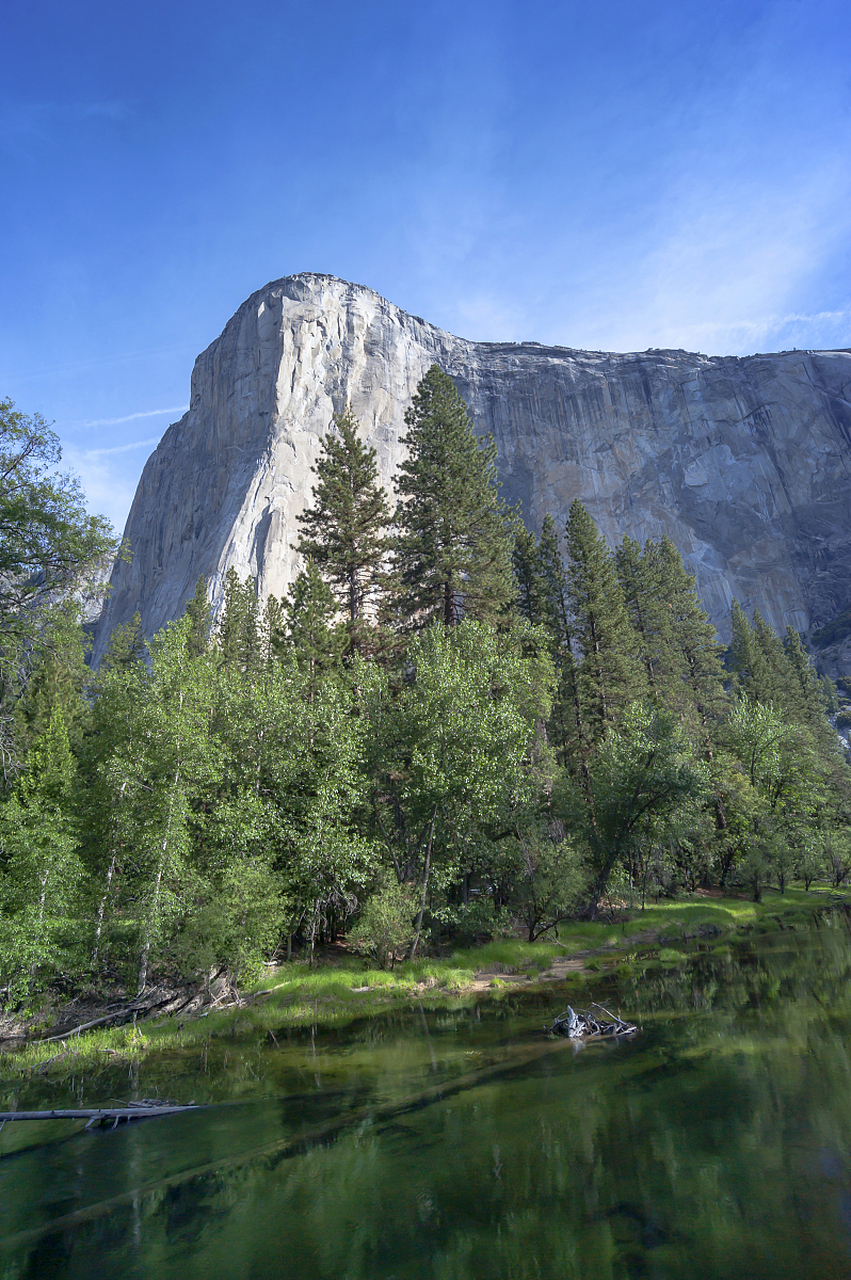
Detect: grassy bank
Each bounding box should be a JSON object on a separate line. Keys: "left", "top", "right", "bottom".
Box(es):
{"left": 0, "top": 887, "right": 844, "bottom": 1081}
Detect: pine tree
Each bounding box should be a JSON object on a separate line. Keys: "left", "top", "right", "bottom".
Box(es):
{"left": 535, "top": 515, "right": 587, "bottom": 778}
{"left": 615, "top": 535, "right": 665, "bottom": 692}
{"left": 217, "top": 568, "right": 261, "bottom": 671}
{"left": 284, "top": 560, "right": 345, "bottom": 702}
{"left": 99, "top": 610, "right": 146, "bottom": 674}
{"left": 513, "top": 522, "right": 545, "bottom": 627}
{"left": 752, "top": 610, "right": 798, "bottom": 708}
{"left": 652, "top": 536, "right": 727, "bottom": 728}
{"left": 261, "top": 593, "right": 286, "bottom": 666}
{"left": 296, "top": 408, "right": 390, "bottom": 654}
{"left": 783, "top": 627, "right": 831, "bottom": 730}
{"left": 729, "top": 600, "right": 772, "bottom": 701}
{"left": 184, "top": 577, "right": 212, "bottom": 658}
{"left": 731, "top": 604, "right": 809, "bottom": 716}
{"left": 13, "top": 604, "right": 91, "bottom": 756}
{"left": 564, "top": 500, "right": 646, "bottom": 742}
{"left": 389, "top": 365, "right": 515, "bottom": 629}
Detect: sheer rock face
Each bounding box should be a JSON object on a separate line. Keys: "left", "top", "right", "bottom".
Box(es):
{"left": 93, "top": 272, "right": 851, "bottom": 660}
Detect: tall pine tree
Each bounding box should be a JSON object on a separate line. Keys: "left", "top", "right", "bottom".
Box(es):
{"left": 513, "top": 522, "right": 545, "bottom": 628}
{"left": 217, "top": 568, "right": 261, "bottom": 672}
{"left": 284, "top": 560, "right": 345, "bottom": 703}
{"left": 615, "top": 535, "right": 666, "bottom": 692}
{"left": 184, "top": 577, "right": 212, "bottom": 658}
{"left": 783, "top": 626, "right": 833, "bottom": 734}
{"left": 652, "top": 536, "right": 727, "bottom": 729}
{"left": 564, "top": 500, "right": 646, "bottom": 743}
{"left": 535, "top": 515, "right": 587, "bottom": 780}
{"left": 296, "top": 408, "right": 390, "bottom": 654}
{"left": 389, "top": 366, "right": 514, "bottom": 629}
{"left": 729, "top": 600, "right": 772, "bottom": 702}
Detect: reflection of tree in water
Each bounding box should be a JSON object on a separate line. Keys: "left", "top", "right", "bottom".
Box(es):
{"left": 5, "top": 927, "right": 851, "bottom": 1278}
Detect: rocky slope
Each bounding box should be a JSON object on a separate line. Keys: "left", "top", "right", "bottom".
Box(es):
{"left": 93, "top": 272, "right": 851, "bottom": 661}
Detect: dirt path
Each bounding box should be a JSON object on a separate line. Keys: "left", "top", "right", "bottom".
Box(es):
{"left": 466, "top": 928, "right": 665, "bottom": 993}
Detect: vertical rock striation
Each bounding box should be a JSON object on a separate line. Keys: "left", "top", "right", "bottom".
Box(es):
{"left": 93, "top": 273, "right": 851, "bottom": 661}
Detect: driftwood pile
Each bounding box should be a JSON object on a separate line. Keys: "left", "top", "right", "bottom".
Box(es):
{"left": 546, "top": 1002, "right": 638, "bottom": 1040}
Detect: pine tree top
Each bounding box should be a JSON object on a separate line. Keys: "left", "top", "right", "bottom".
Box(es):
{"left": 296, "top": 408, "right": 390, "bottom": 638}
{"left": 390, "top": 365, "right": 514, "bottom": 629}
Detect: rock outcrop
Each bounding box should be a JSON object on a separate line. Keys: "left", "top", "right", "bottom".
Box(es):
{"left": 93, "top": 272, "right": 851, "bottom": 662}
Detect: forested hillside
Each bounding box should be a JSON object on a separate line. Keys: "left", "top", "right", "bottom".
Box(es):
{"left": 1, "top": 372, "right": 849, "bottom": 1009}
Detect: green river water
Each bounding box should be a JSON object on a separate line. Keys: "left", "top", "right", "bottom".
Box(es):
{"left": 3, "top": 920, "right": 851, "bottom": 1279}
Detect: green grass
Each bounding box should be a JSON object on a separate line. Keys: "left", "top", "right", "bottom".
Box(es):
{"left": 0, "top": 886, "right": 841, "bottom": 1081}
{"left": 657, "top": 948, "right": 689, "bottom": 965}
{"left": 435, "top": 939, "right": 566, "bottom": 974}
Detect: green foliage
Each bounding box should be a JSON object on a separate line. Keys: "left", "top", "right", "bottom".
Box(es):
{"left": 812, "top": 604, "right": 851, "bottom": 649}
{"left": 0, "top": 708, "right": 84, "bottom": 1002}
{"left": 184, "top": 577, "right": 212, "bottom": 657}
{"left": 783, "top": 626, "right": 836, "bottom": 733}
{"left": 12, "top": 602, "right": 92, "bottom": 755}
{"left": 360, "top": 620, "right": 554, "bottom": 951}
{"left": 2, "top": 381, "right": 848, "bottom": 1008}
{"left": 504, "top": 826, "right": 587, "bottom": 941}
{"left": 564, "top": 500, "right": 647, "bottom": 743}
{"left": 533, "top": 514, "right": 586, "bottom": 775}
{"left": 389, "top": 365, "right": 515, "bottom": 629}
{"left": 651, "top": 536, "right": 727, "bottom": 726}
{"left": 98, "top": 608, "right": 146, "bottom": 674}
{"left": 296, "top": 408, "right": 390, "bottom": 653}
{"left": 216, "top": 567, "right": 262, "bottom": 670}
{"left": 726, "top": 695, "right": 796, "bottom": 792}
{"left": 283, "top": 559, "right": 345, "bottom": 696}
{"left": 561, "top": 703, "right": 708, "bottom": 911}
{"left": 176, "top": 853, "right": 286, "bottom": 986}
{"left": 347, "top": 873, "right": 419, "bottom": 968}
{"left": 0, "top": 399, "right": 116, "bottom": 776}
{"left": 729, "top": 601, "right": 772, "bottom": 702}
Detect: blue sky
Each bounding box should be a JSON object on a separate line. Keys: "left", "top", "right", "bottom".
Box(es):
{"left": 2, "top": 0, "right": 849, "bottom": 533}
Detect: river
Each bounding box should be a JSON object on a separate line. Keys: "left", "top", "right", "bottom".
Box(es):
{"left": 2, "top": 918, "right": 851, "bottom": 1278}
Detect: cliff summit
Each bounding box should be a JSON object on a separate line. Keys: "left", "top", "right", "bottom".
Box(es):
{"left": 93, "top": 273, "right": 851, "bottom": 661}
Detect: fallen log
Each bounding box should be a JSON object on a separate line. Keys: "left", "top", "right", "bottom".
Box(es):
{"left": 42, "top": 989, "right": 195, "bottom": 1042}
{"left": 546, "top": 1002, "right": 638, "bottom": 1039}
{"left": 0, "top": 1101, "right": 198, "bottom": 1131}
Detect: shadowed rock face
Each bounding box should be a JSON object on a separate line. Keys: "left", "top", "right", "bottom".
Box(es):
{"left": 93, "top": 272, "right": 851, "bottom": 661}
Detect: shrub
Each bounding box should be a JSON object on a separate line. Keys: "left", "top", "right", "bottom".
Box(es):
{"left": 347, "top": 875, "right": 420, "bottom": 969}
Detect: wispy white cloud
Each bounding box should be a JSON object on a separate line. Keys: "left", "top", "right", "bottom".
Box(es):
{"left": 80, "top": 435, "right": 164, "bottom": 457}
{"left": 83, "top": 406, "right": 187, "bottom": 428}
{"left": 562, "top": 148, "right": 851, "bottom": 355}
{"left": 63, "top": 432, "right": 170, "bottom": 533}
{"left": 664, "top": 311, "right": 851, "bottom": 356}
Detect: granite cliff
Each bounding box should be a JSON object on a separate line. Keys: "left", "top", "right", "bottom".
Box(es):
{"left": 93, "top": 273, "right": 851, "bottom": 662}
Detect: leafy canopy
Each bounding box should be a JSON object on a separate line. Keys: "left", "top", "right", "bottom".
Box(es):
{"left": 0, "top": 398, "right": 115, "bottom": 628}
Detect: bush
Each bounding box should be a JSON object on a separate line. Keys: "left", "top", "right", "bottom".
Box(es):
{"left": 348, "top": 875, "right": 420, "bottom": 969}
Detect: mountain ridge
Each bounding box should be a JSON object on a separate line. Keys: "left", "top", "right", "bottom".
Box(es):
{"left": 92, "top": 272, "right": 851, "bottom": 663}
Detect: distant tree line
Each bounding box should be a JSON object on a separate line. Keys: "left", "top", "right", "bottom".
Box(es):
{"left": 0, "top": 371, "right": 849, "bottom": 1005}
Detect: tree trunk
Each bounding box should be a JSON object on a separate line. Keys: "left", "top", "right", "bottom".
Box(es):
{"left": 138, "top": 723, "right": 183, "bottom": 997}
{"left": 92, "top": 853, "right": 117, "bottom": 963}
{"left": 409, "top": 807, "right": 438, "bottom": 958}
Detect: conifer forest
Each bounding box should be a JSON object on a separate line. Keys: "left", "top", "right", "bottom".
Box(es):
{"left": 1, "top": 368, "right": 850, "bottom": 1010}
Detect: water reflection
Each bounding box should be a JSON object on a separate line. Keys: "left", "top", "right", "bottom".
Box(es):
{"left": 3, "top": 923, "right": 851, "bottom": 1278}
